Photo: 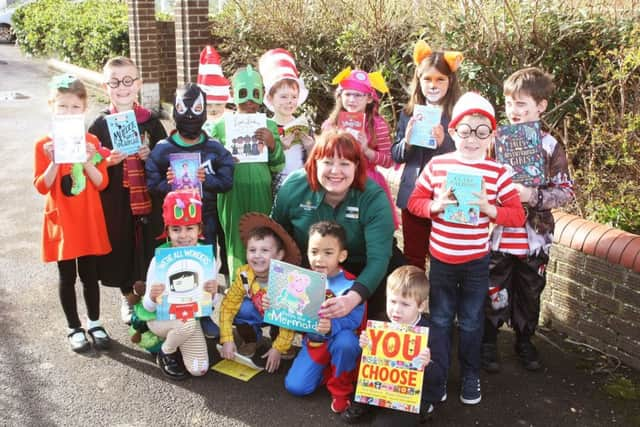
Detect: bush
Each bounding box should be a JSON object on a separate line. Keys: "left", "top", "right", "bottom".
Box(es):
{"left": 12, "top": 0, "right": 128, "bottom": 70}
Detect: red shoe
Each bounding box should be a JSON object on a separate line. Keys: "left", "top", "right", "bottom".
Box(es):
{"left": 331, "top": 397, "right": 351, "bottom": 413}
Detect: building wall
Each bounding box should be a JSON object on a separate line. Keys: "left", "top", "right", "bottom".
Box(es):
{"left": 157, "top": 20, "right": 177, "bottom": 102}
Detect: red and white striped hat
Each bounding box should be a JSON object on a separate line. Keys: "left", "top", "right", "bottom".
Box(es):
{"left": 258, "top": 48, "right": 308, "bottom": 112}
{"left": 197, "top": 45, "right": 231, "bottom": 104}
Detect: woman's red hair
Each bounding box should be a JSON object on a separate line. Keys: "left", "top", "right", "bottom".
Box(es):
{"left": 305, "top": 130, "right": 368, "bottom": 192}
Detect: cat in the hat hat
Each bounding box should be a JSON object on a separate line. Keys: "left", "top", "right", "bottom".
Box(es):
{"left": 198, "top": 45, "right": 233, "bottom": 134}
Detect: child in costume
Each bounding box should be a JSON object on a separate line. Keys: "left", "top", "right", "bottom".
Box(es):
{"left": 258, "top": 48, "right": 315, "bottom": 194}
{"left": 198, "top": 45, "right": 233, "bottom": 135}
{"left": 392, "top": 41, "right": 462, "bottom": 270}
{"left": 323, "top": 68, "right": 398, "bottom": 228}
{"left": 407, "top": 92, "right": 526, "bottom": 405}
{"left": 219, "top": 213, "right": 301, "bottom": 373}
{"left": 284, "top": 221, "right": 365, "bottom": 415}
{"left": 482, "top": 68, "right": 573, "bottom": 372}
{"left": 34, "top": 74, "right": 112, "bottom": 352}
{"left": 342, "top": 265, "right": 448, "bottom": 425}
{"left": 209, "top": 65, "right": 285, "bottom": 277}
{"left": 143, "top": 191, "right": 218, "bottom": 380}
{"left": 88, "top": 56, "right": 168, "bottom": 324}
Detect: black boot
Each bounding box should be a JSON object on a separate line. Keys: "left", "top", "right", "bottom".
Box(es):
{"left": 481, "top": 342, "right": 500, "bottom": 373}
{"left": 157, "top": 349, "right": 188, "bottom": 380}
{"left": 515, "top": 338, "right": 541, "bottom": 371}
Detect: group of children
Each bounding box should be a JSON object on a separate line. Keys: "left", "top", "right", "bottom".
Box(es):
{"left": 34, "top": 39, "right": 573, "bottom": 424}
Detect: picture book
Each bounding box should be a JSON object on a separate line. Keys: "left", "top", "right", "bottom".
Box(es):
{"left": 495, "top": 121, "right": 546, "bottom": 186}
{"left": 409, "top": 104, "right": 442, "bottom": 149}
{"left": 224, "top": 113, "right": 268, "bottom": 163}
{"left": 153, "top": 245, "right": 214, "bottom": 321}
{"left": 105, "top": 110, "right": 142, "bottom": 156}
{"left": 212, "top": 344, "right": 263, "bottom": 381}
{"left": 263, "top": 260, "right": 327, "bottom": 334}
{"left": 338, "top": 111, "right": 365, "bottom": 139}
{"left": 169, "top": 152, "right": 202, "bottom": 196}
{"left": 283, "top": 115, "right": 310, "bottom": 144}
{"left": 443, "top": 172, "right": 483, "bottom": 225}
{"left": 52, "top": 114, "right": 86, "bottom": 164}
{"left": 354, "top": 320, "right": 429, "bottom": 414}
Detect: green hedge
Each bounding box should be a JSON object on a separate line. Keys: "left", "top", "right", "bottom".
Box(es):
{"left": 12, "top": 0, "right": 128, "bottom": 70}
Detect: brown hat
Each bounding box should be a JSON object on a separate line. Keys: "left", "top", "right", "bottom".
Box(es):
{"left": 239, "top": 212, "right": 302, "bottom": 265}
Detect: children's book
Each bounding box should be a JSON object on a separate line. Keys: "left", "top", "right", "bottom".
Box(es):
{"left": 443, "top": 171, "right": 483, "bottom": 225}
{"left": 338, "top": 111, "right": 365, "bottom": 139}
{"left": 153, "top": 245, "right": 214, "bottom": 321}
{"left": 409, "top": 105, "right": 442, "bottom": 149}
{"left": 169, "top": 152, "right": 202, "bottom": 196}
{"left": 224, "top": 113, "right": 268, "bottom": 163}
{"left": 211, "top": 344, "right": 263, "bottom": 381}
{"left": 283, "top": 115, "right": 310, "bottom": 144}
{"left": 51, "top": 114, "right": 86, "bottom": 164}
{"left": 354, "top": 320, "right": 429, "bottom": 414}
{"left": 105, "top": 110, "right": 142, "bottom": 156}
{"left": 263, "top": 260, "right": 327, "bottom": 334}
{"left": 495, "top": 121, "right": 546, "bottom": 186}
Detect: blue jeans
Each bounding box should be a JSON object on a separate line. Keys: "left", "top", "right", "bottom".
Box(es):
{"left": 429, "top": 254, "right": 489, "bottom": 379}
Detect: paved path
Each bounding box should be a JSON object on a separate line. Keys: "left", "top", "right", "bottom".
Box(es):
{"left": 0, "top": 44, "right": 638, "bottom": 426}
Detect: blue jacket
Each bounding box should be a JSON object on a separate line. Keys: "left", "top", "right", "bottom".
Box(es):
{"left": 145, "top": 130, "right": 235, "bottom": 217}
{"left": 391, "top": 111, "right": 455, "bottom": 209}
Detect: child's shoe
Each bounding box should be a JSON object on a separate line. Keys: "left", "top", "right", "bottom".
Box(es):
{"left": 67, "top": 328, "right": 90, "bottom": 353}
{"left": 87, "top": 320, "right": 111, "bottom": 350}
{"left": 157, "top": 349, "right": 187, "bottom": 380}
{"left": 280, "top": 346, "right": 297, "bottom": 360}
{"left": 418, "top": 403, "right": 434, "bottom": 423}
{"left": 331, "top": 396, "right": 351, "bottom": 413}
{"left": 515, "top": 339, "right": 542, "bottom": 371}
{"left": 200, "top": 316, "right": 220, "bottom": 339}
{"left": 459, "top": 375, "right": 481, "bottom": 405}
{"left": 238, "top": 341, "right": 257, "bottom": 357}
{"left": 481, "top": 342, "right": 500, "bottom": 373}
{"left": 340, "top": 401, "right": 369, "bottom": 424}
{"left": 121, "top": 294, "right": 133, "bottom": 324}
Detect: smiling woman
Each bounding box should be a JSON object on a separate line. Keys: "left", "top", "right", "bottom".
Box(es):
{"left": 271, "top": 130, "right": 395, "bottom": 319}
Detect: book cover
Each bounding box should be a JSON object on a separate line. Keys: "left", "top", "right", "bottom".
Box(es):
{"left": 495, "top": 121, "right": 546, "bottom": 186}
{"left": 105, "top": 110, "right": 142, "bottom": 156}
{"left": 153, "top": 245, "right": 214, "bottom": 321}
{"left": 224, "top": 113, "right": 268, "bottom": 163}
{"left": 51, "top": 114, "right": 86, "bottom": 164}
{"left": 263, "top": 260, "right": 327, "bottom": 334}
{"left": 283, "top": 115, "right": 310, "bottom": 144}
{"left": 443, "top": 172, "right": 483, "bottom": 225}
{"left": 354, "top": 320, "right": 429, "bottom": 414}
{"left": 338, "top": 111, "right": 365, "bottom": 139}
{"left": 409, "top": 105, "right": 442, "bottom": 149}
{"left": 169, "top": 152, "right": 202, "bottom": 196}
{"left": 211, "top": 344, "right": 264, "bottom": 381}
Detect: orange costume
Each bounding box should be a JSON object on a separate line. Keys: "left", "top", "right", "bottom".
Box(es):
{"left": 33, "top": 133, "right": 111, "bottom": 262}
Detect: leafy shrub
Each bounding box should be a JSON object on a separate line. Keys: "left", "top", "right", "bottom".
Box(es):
{"left": 12, "top": 0, "right": 128, "bottom": 70}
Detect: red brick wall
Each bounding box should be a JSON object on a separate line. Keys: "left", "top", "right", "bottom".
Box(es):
{"left": 157, "top": 20, "right": 177, "bottom": 102}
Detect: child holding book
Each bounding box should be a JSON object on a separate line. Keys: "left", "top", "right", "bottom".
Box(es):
{"left": 209, "top": 65, "right": 285, "bottom": 277}
{"left": 258, "top": 48, "right": 315, "bottom": 194}
{"left": 407, "top": 92, "right": 526, "bottom": 405}
{"left": 342, "top": 265, "right": 447, "bottom": 425}
{"left": 323, "top": 68, "right": 398, "bottom": 228}
{"left": 392, "top": 41, "right": 462, "bottom": 269}
{"left": 219, "top": 213, "right": 301, "bottom": 373}
{"left": 284, "top": 221, "right": 365, "bottom": 415}
{"left": 143, "top": 191, "right": 218, "bottom": 380}
{"left": 482, "top": 68, "right": 574, "bottom": 372}
{"left": 34, "top": 74, "right": 112, "bottom": 352}
{"left": 88, "top": 56, "right": 168, "bottom": 324}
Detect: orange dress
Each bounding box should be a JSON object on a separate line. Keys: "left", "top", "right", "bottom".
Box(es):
{"left": 33, "top": 133, "right": 112, "bottom": 262}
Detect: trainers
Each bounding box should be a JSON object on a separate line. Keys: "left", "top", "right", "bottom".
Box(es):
{"left": 481, "top": 342, "right": 501, "bottom": 373}
{"left": 331, "top": 396, "right": 351, "bottom": 413}
{"left": 157, "top": 349, "right": 187, "bottom": 380}
{"left": 515, "top": 340, "right": 542, "bottom": 371}
{"left": 340, "top": 401, "right": 369, "bottom": 424}
{"left": 460, "top": 376, "right": 482, "bottom": 405}
{"left": 67, "top": 328, "right": 90, "bottom": 353}
{"left": 238, "top": 341, "right": 257, "bottom": 357}
{"left": 419, "top": 403, "right": 434, "bottom": 423}
{"left": 121, "top": 295, "right": 133, "bottom": 324}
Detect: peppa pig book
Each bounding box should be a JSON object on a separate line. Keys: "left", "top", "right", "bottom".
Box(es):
{"left": 264, "top": 260, "right": 327, "bottom": 334}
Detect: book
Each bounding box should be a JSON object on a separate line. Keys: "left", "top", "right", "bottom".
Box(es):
{"left": 51, "top": 114, "right": 86, "bottom": 164}
{"left": 495, "top": 121, "right": 545, "bottom": 186}
{"left": 338, "top": 111, "right": 365, "bottom": 139}
{"left": 105, "top": 110, "right": 142, "bottom": 156}
{"left": 224, "top": 112, "right": 268, "bottom": 163}
{"left": 409, "top": 105, "right": 442, "bottom": 149}
{"left": 169, "top": 152, "right": 202, "bottom": 196}
{"left": 283, "top": 115, "right": 310, "bottom": 144}
{"left": 443, "top": 171, "right": 483, "bottom": 225}
{"left": 153, "top": 245, "right": 214, "bottom": 321}
{"left": 263, "top": 260, "right": 327, "bottom": 334}
{"left": 211, "top": 343, "right": 264, "bottom": 381}
{"left": 354, "top": 320, "right": 429, "bottom": 414}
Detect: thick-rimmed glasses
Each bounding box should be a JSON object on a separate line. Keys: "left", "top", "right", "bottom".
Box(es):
{"left": 106, "top": 76, "right": 139, "bottom": 88}
{"left": 454, "top": 123, "right": 492, "bottom": 139}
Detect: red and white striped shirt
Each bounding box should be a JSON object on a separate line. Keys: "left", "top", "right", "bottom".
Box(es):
{"left": 407, "top": 153, "right": 525, "bottom": 264}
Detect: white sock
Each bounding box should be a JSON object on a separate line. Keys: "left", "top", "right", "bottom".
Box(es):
{"left": 87, "top": 319, "right": 108, "bottom": 338}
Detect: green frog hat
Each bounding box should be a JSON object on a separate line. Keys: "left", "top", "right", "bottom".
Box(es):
{"left": 232, "top": 65, "right": 264, "bottom": 105}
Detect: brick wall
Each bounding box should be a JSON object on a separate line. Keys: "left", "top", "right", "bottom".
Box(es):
{"left": 157, "top": 20, "right": 177, "bottom": 102}
{"left": 174, "top": 0, "right": 210, "bottom": 86}
{"left": 540, "top": 212, "right": 640, "bottom": 370}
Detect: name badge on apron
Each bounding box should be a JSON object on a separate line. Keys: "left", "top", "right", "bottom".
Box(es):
{"left": 345, "top": 206, "right": 359, "bottom": 219}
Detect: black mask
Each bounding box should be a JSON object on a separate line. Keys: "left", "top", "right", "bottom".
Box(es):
{"left": 173, "top": 83, "right": 207, "bottom": 139}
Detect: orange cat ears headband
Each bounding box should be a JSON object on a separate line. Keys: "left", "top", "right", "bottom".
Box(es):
{"left": 413, "top": 40, "right": 464, "bottom": 72}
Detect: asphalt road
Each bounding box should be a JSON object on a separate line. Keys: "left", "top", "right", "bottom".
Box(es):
{"left": 0, "top": 44, "right": 637, "bottom": 427}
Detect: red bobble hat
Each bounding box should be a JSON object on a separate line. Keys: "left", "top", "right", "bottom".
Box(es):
{"left": 448, "top": 92, "right": 497, "bottom": 130}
